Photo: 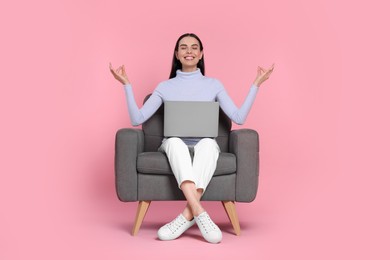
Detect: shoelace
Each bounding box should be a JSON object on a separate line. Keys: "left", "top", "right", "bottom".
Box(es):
{"left": 167, "top": 215, "right": 186, "bottom": 232}
{"left": 198, "top": 214, "right": 217, "bottom": 233}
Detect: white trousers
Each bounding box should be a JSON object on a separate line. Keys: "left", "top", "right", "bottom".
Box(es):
{"left": 158, "top": 137, "right": 220, "bottom": 193}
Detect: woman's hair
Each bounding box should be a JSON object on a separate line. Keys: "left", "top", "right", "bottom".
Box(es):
{"left": 169, "top": 33, "right": 205, "bottom": 79}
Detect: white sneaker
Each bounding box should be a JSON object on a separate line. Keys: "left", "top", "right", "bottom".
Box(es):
{"left": 194, "top": 211, "right": 222, "bottom": 244}
{"left": 157, "top": 214, "right": 195, "bottom": 241}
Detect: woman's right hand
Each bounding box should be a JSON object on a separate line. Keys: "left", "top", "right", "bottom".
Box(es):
{"left": 109, "top": 62, "right": 130, "bottom": 85}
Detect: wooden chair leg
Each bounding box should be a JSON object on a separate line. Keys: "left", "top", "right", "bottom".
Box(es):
{"left": 222, "top": 201, "right": 241, "bottom": 236}
{"left": 131, "top": 200, "right": 151, "bottom": 236}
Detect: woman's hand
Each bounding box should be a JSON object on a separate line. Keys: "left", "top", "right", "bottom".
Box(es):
{"left": 109, "top": 62, "right": 130, "bottom": 85}
{"left": 253, "top": 63, "right": 274, "bottom": 87}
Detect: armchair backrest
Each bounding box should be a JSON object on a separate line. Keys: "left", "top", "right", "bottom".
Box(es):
{"left": 142, "top": 94, "right": 232, "bottom": 152}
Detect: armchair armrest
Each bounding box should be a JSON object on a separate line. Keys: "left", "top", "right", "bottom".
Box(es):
{"left": 115, "top": 128, "right": 144, "bottom": 201}
{"left": 229, "top": 129, "right": 259, "bottom": 202}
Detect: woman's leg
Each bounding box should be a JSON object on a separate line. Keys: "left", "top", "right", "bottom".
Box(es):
{"left": 160, "top": 138, "right": 202, "bottom": 218}
{"left": 182, "top": 138, "right": 220, "bottom": 220}
{"left": 190, "top": 138, "right": 222, "bottom": 243}
{"left": 159, "top": 137, "right": 195, "bottom": 187}
{"left": 157, "top": 138, "right": 199, "bottom": 241}
{"left": 180, "top": 182, "right": 204, "bottom": 217}
{"left": 192, "top": 138, "right": 220, "bottom": 192}
{"left": 182, "top": 187, "right": 204, "bottom": 220}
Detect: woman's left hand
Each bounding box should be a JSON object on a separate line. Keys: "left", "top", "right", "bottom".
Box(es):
{"left": 253, "top": 64, "right": 274, "bottom": 87}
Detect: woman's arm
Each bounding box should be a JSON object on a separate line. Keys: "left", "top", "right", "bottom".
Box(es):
{"left": 110, "top": 63, "right": 163, "bottom": 126}
{"left": 123, "top": 84, "right": 163, "bottom": 126}
{"left": 217, "top": 64, "right": 274, "bottom": 125}
{"left": 217, "top": 84, "right": 258, "bottom": 125}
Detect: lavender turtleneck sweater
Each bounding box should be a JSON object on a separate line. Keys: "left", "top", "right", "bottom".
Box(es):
{"left": 124, "top": 68, "right": 259, "bottom": 130}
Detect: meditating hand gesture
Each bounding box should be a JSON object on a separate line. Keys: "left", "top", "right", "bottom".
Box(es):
{"left": 109, "top": 62, "right": 130, "bottom": 85}
{"left": 253, "top": 64, "right": 275, "bottom": 87}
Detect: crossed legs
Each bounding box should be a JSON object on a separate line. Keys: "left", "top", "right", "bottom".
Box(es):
{"left": 181, "top": 182, "right": 203, "bottom": 220}
{"left": 158, "top": 137, "right": 222, "bottom": 243}
{"left": 159, "top": 137, "right": 220, "bottom": 217}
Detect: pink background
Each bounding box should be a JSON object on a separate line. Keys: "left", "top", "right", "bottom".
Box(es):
{"left": 1, "top": 0, "right": 389, "bottom": 259}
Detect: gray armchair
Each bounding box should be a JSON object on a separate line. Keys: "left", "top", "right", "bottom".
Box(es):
{"left": 115, "top": 95, "right": 259, "bottom": 236}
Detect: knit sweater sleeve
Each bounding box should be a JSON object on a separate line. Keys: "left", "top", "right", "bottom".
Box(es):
{"left": 215, "top": 80, "right": 259, "bottom": 125}
{"left": 123, "top": 83, "right": 163, "bottom": 126}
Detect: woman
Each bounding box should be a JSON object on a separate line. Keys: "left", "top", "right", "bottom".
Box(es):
{"left": 110, "top": 33, "right": 274, "bottom": 243}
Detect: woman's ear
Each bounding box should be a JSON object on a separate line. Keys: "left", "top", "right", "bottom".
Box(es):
{"left": 175, "top": 51, "right": 179, "bottom": 60}
{"left": 199, "top": 51, "right": 203, "bottom": 60}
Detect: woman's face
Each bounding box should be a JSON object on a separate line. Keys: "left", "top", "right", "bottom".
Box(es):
{"left": 175, "top": 36, "right": 203, "bottom": 71}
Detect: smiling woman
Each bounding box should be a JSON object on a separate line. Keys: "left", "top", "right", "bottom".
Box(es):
{"left": 176, "top": 38, "right": 202, "bottom": 69}
{"left": 169, "top": 33, "right": 205, "bottom": 78}
{"left": 109, "top": 32, "right": 274, "bottom": 244}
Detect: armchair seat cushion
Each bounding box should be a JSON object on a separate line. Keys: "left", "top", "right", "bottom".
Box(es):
{"left": 137, "top": 152, "right": 236, "bottom": 176}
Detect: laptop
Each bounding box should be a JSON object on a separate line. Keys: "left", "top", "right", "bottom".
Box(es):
{"left": 164, "top": 101, "right": 219, "bottom": 138}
